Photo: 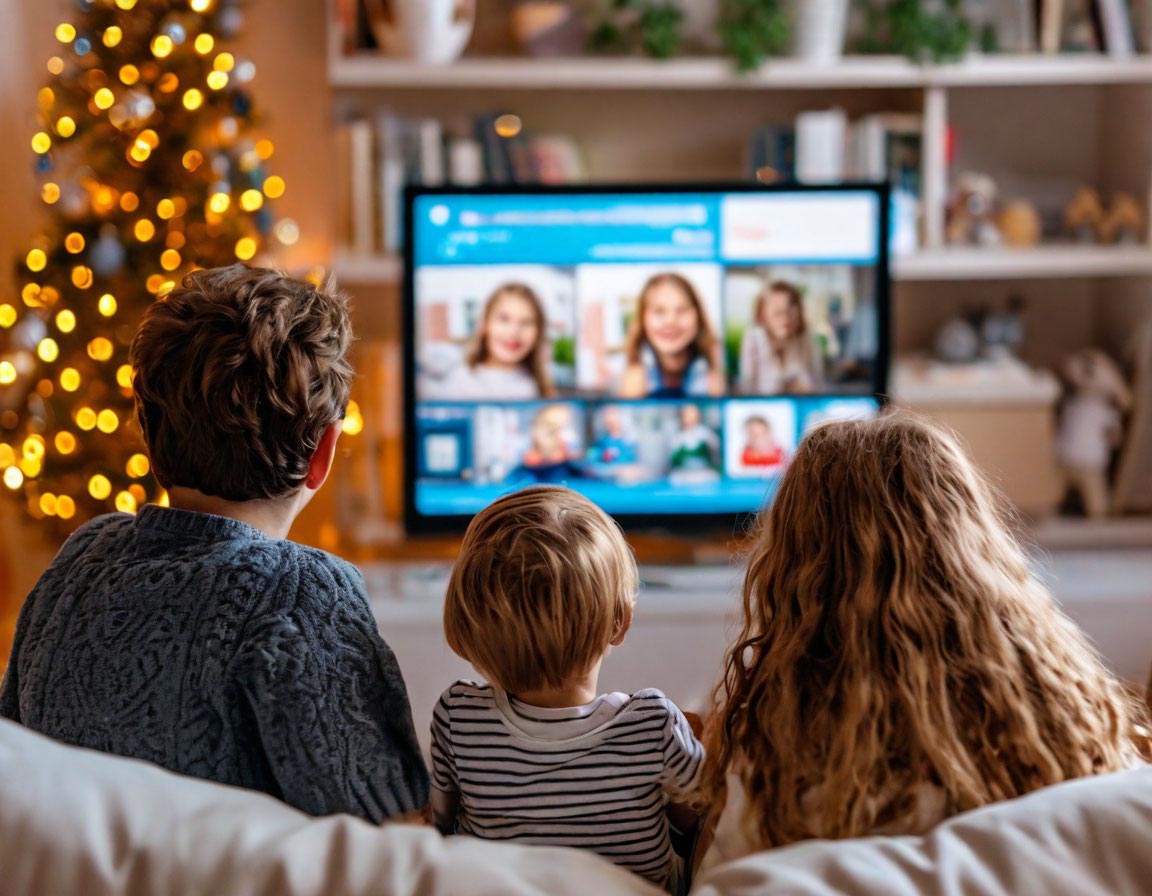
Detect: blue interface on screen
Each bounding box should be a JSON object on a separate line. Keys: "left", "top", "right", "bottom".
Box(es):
{"left": 410, "top": 188, "right": 883, "bottom": 520}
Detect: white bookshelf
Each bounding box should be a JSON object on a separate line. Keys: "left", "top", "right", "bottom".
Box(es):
{"left": 327, "top": 43, "right": 1152, "bottom": 544}
{"left": 329, "top": 53, "right": 1152, "bottom": 91}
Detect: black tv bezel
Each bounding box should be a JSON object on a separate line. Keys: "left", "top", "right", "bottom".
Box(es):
{"left": 401, "top": 181, "right": 891, "bottom": 536}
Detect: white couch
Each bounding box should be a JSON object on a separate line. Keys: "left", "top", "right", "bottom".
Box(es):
{"left": 3, "top": 717, "right": 1151, "bottom": 896}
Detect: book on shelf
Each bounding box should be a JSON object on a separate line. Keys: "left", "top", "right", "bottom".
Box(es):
{"left": 335, "top": 111, "right": 585, "bottom": 256}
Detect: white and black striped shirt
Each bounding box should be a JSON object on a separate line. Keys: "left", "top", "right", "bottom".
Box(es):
{"left": 430, "top": 681, "right": 704, "bottom": 887}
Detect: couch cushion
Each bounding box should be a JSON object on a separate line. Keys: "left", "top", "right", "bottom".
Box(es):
{"left": 0, "top": 718, "right": 661, "bottom": 896}
{"left": 691, "top": 766, "right": 1152, "bottom": 896}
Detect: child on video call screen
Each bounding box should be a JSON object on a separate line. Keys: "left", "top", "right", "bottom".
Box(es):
{"left": 410, "top": 188, "right": 885, "bottom": 521}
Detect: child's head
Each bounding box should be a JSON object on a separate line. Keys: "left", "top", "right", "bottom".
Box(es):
{"left": 755, "top": 280, "right": 805, "bottom": 342}
{"left": 528, "top": 404, "right": 572, "bottom": 458}
{"left": 467, "top": 283, "right": 553, "bottom": 394}
{"left": 626, "top": 272, "right": 717, "bottom": 367}
{"left": 130, "top": 264, "right": 352, "bottom": 502}
{"left": 705, "top": 411, "right": 1147, "bottom": 847}
{"left": 444, "top": 486, "right": 637, "bottom": 694}
{"left": 743, "top": 415, "right": 773, "bottom": 449}
{"left": 678, "top": 403, "right": 702, "bottom": 429}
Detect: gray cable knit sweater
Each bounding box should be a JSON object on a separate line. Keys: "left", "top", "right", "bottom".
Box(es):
{"left": 0, "top": 504, "right": 429, "bottom": 822}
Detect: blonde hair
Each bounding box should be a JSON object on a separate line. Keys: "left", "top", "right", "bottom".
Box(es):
{"left": 444, "top": 486, "right": 637, "bottom": 693}
{"left": 703, "top": 412, "right": 1149, "bottom": 848}
{"left": 466, "top": 283, "right": 555, "bottom": 397}
{"left": 625, "top": 272, "right": 718, "bottom": 369}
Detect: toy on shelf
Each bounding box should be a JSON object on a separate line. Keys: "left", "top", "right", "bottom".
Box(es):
{"left": 980, "top": 294, "right": 1026, "bottom": 359}
{"left": 1055, "top": 347, "right": 1133, "bottom": 518}
{"left": 1113, "top": 319, "right": 1152, "bottom": 514}
{"left": 1064, "top": 187, "right": 1106, "bottom": 243}
{"left": 945, "top": 172, "right": 1001, "bottom": 246}
{"left": 934, "top": 296, "right": 1026, "bottom": 364}
{"left": 996, "top": 200, "right": 1041, "bottom": 248}
{"left": 1098, "top": 192, "right": 1145, "bottom": 245}
{"left": 933, "top": 313, "right": 982, "bottom": 363}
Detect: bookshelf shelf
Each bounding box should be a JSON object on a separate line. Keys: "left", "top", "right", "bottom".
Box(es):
{"left": 329, "top": 53, "right": 1152, "bottom": 92}
{"left": 893, "top": 245, "right": 1152, "bottom": 280}
{"left": 333, "top": 246, "right": 1152, "bottom": 285}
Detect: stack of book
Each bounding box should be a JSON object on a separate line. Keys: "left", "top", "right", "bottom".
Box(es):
{"left": 335, "top": 112, "right": 585, "bottom": 255}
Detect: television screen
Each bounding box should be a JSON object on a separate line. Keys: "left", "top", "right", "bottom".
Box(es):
{"left": 404, "top": 183, "right": 889, "bottom": 532}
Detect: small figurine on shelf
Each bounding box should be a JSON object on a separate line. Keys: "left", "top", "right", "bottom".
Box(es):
{"left": 945, "top": 172, "right": 1001, "bottom": 246}
{"left": 933, "top": 312, "right": 982, "bottom": 364}
{"left": 1055, "top": 347, "right": 1133, "bottom": 518}
{"left": 1099, "top": 192, "right": 1145, "bottom": 245}
{"left": 1064, "top": 187, "right": 1105, "bottom": 243}
{"left": 981, "top": 293, "right": 1026, "bottom": 359}
{"left": 996, "top": 200, "right": 1042, "bottom": 248}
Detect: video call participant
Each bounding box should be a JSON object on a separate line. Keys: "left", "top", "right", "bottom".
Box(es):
{"left": 509, "top": 404, "right": 584, "bottom": 484}
{"left": 740, "top": 415, "right": 786, "bottom": 468}
{"left": 426, "top": 283, "right": 556, "bottom": 400}
{"left": 737, "top": 280, "right": 824, "bottom": 395}
{"left": 618, "top": 273, "right": 725, "bottom": 400}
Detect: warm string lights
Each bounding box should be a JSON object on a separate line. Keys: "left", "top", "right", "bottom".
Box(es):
{"left": 1, "top": 0, "right": 311, "bottom": 530}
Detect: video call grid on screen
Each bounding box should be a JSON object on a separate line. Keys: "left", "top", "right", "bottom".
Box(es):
{"left": 403, "top": 183, "right": 890, "bottom": 531}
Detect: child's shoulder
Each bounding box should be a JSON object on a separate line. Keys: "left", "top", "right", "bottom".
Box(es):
{"left": 621, "top": 688, "right": 681, "bottom": 718}
{"left": 438, "top": 678, "right": 496, "bottom": 707}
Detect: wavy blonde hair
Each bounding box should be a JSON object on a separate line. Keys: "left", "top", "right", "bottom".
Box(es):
{"left": 624, "top": 272, "right": 718, "bottom": 370}
{"left": 703, "top": 412, "right": 1149, "bottom": 848}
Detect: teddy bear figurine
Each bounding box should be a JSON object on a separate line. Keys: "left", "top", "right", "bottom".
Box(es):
{"left": 1064, "top": 187, "right": 1105, "bottom": 243}
{"left": 1055, "top": 348, "right": 1133, "bottom": 517}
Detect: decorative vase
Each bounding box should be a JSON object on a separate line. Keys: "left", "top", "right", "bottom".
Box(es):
{"left": 790, "top": 0, "right": 849, "bottom": 65}
{"left": 365, "top": 0, "right": 475, "bottom": 65}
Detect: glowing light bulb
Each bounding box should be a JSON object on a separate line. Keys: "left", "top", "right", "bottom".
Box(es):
{"left": 235, "top": 237, "right": 257, "bottom": 261}
{"left": 0, "top": 304, "right": 16, "bottom": 327}
{"left": 160, "top": 249, "right": 182, "bottom": 271}
{"left": 131, "top": 139, "right": 154, "bottom": 162}
{"left": 40, "top": 494, "right": 58, "bottom": 516}
{"left": 93, "top": 87, "right": 115, "bottom": 110}
{"left": 115, "top": 491, "right": 137, "bottom": 513}
{"left": 103, "top": 26, "right": 122, "bottom": 47}
{"left": 343, "top": 401, "right": 365, "bottom": 436}
{"left": 31, "top": 132, "right": 51, "bottom": 154}
{"left": 96, "top": 409, "right": 119, "bottom": 433}
{"left": 151, "top": 35, "right": 174, "bottom": 58}
{"left": 165, "top": 232, "right": 186, "bottom": 250}
{"left": 182, "top": 150, "right": 203, "bottom": 171}
{"left": 191, "top": 0, "right": 214, "bottom": 12}
{"left": 119, "top": 64, "right": 139, "bottom": 85}
{"left": 64, "top": 232, "right": 85, "bottom": 253}
{"left": 255, "top": 139, "right": 275, "bottom": 160}
{"left": 239, "top": 189, "right": 263, "bottom": 212}
{"left": 156, "top": 199, "right": 176, "bottom": 220}
{"left": 0, "top": 444, "right": 13, "bottom": 467}
{"left": 48, "top": 57, "right": 65, "bottom": 75}
{"left": 0, "top": 362, "right": 16, "bottom": 385}
{"left": 495, "top": 114, "right": 523, "bottom": 138}
{"left": 56, "top": 23, "right": 76, "bottom": 43}
{"left": 55, "top": 431, "right": 77, "bottom": 454}
{"left": 71, "top": 266, "right": 94, "bottom": 289}
{"left": 93, "top": 186, "right": 117, "bottom": 213}
{"left": 98, "top": 294, "right": 117, "bottom": 316}
{"left": 262, "top": 176, "right": 286, "bottom": 199}
{"left": 87, "top": 337, "right": 113, "bottom": 361}
{"left": 56, "top": 116, "right": 76, "bottom": 138}
{"left": 23, "top": 436, "right": 45, "bottom": 462}
{"left": 19, "top": 456, "right": 41, "bottom": 478}
{"left": 213, "top": 52, "right": 235, "bottom": 72}
{"left": 42, "top": 182, "right": 61, "bottom": 204}
{"left": 120, "top": 192, "right": 139, "bottom": 212}
{"left": 37, "top": 338, "right": 59, "bottom": 362}
{"left": 206, "top": 70, "right": 228, "bottom": 90}
{"left": 57, "top": 495, "right": 76, "bottom": 519}
{"left": 22, "top": 285, "right": 42, "bottom": 307}
{"left": 194, "top": 34, "right": 215, "bottom": 54}
{"left": 60, "top": 367, "right": 81, "bottom": 391}
{"left": 115, "top": 0, "right": 137, "bottom": 9}
{"left": 134, "top": 219, "right": 156, "bottom": 241}
{"left": 26, "top": 249, "right": 47, "bottom": 272}
{"left": 208, "top": 192, "right": 230, "bottom": 214}
{"left": 55, "top": 310, "right": 76, "bottom": 333}
{"left": 146, "top": 274, "right": 165, "bottom": 294}
{"left": 139, "top": 129, "right": 159, "bottom": 148}
{"left": 126, "top": 453, "right": 151, "bottom": 478}
{"left": 88, "top": 474, "right": 112, "bottom": 500}
{"left": 183, "top": 88, "right": 203, "bottom": 111}
{"left": 76, "top": 407, "right": 97, "bottom": 430}
{"left": 4, "top": 467, "right": 24, "bottom": 490}
{"left": 158, "top": 73, "right": 179, "bottom": 93}
{"left": 274, "top": 218, "right": 300, "bottom": 246}
{"left": 116, "top": 365, "right": 133, "bottom": 388}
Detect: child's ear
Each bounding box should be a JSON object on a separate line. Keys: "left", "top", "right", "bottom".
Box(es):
{"left": 610, "top": 600, "right": 635, "bottom": 647}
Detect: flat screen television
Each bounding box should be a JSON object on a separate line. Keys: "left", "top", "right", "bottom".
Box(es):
{"left": 404, "top": 182, "right": 889, "bottom": 534}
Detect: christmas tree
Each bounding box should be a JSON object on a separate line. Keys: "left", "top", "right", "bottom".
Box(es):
{"left": 0, "top": 0, "right": 313, "bottom": 529}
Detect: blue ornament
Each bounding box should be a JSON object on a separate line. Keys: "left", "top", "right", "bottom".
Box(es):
{"left": 74, "top": 36, "right": 92, "bottom": 56}
{"left": 36, "top": 155, "right": 54, "bottom": 174}
{"left": 163, "top": 22, "right": 187, "bottom": 45}
{"left": 76, "top": 0, "right": 95, "bottom": 10}
{"left": 232, "top": 92, "right": 251, "bottom": 117}
{"left": 255, "top": 207, "right": 273, "bottom": 235}
{"left": 89, "top": 225, "right": 126, "bottom": 278}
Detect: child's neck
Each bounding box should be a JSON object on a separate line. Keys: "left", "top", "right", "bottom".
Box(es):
{"left": 512, "top": 663, "right": 601, "bottom": 709}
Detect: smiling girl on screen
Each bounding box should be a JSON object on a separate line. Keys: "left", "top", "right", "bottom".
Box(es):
{"left": 738, "top": 280, "right": 824, "bottom": 395}
{"left": 428, "top": 283, "right": 556, "bottom": 400}
{"left": 617, "top": 272, "right": 724, "bottom": 400}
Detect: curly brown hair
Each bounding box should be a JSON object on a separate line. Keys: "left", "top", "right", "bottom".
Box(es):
{"left": 702, "top": 411, "right": 1149, "bottom": 848}
{"left": 130, "top": 264, "right": 353, "bottom": 501}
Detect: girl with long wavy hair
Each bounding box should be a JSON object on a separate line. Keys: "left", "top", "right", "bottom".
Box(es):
{"left": 699, "top": 412, "right": 1148, "bottom": 866}
{"left": 617, "top": 272, "right": 724, "bottom": 400}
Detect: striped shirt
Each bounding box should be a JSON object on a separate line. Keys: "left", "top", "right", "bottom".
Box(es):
{"left": 430, "top": 681, "right": 704, "bottom": 887}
